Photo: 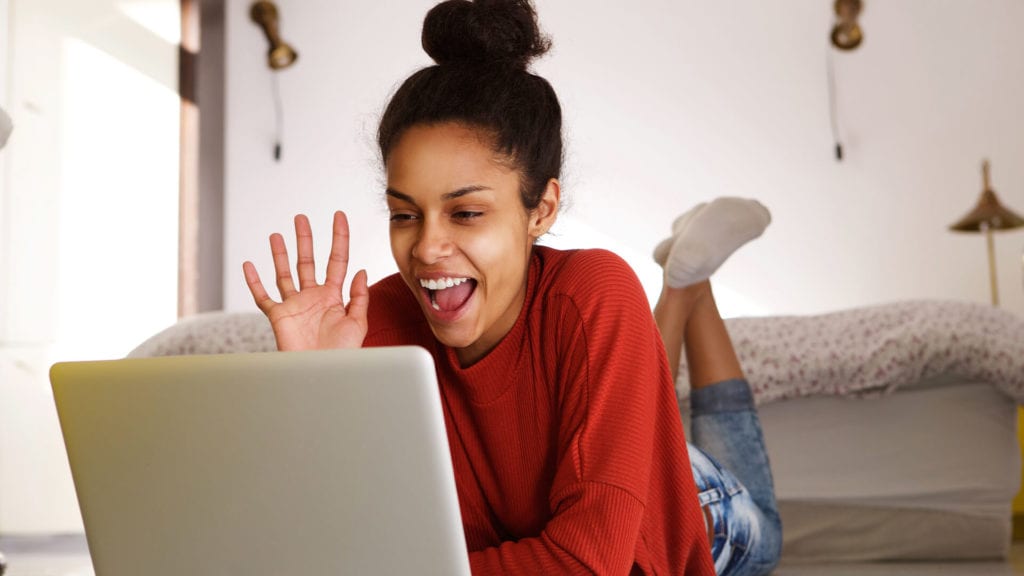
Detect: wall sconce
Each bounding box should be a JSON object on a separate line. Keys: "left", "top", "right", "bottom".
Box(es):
{"left": 831, "top": 0, "right": 864, "bottom": 51}
{"left": 826, "top": 0, "right": 864, "bottom": 162}
{"left": 949, "top": 160, "right": 1024, "bottom": 306}
{"left": 0, "top": 105, "right": 12, "bottom": 150}
{"left": 250, "top": 1, "right": 297, "bottom": 161}
{"left": 250, "top": 1, "right": 298, "bottom": 70}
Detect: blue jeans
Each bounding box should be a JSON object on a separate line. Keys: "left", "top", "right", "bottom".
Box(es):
{"left": 686, "top": 379, "right": 782, "bottom": 576}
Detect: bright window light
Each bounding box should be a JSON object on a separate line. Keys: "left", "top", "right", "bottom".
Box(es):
{"left": 54, "top": 36, "right": 179, "bottom": 362}
{"left": 119, "top": 0, "right": 181, "bottom": 45}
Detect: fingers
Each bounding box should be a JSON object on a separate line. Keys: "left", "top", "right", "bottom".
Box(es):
{"left": 254, "top": 213, "right": 355, "bottom": 306}
{"left": 269, "top": 233, "right": 298, "bottom": 299}
{"left": 294, "top": 214, "right": 317, "bottom": 290}
{"left": 346, "top": 269, "right": 370, "bottom": 324}
{"left": 243, "top": 261, "right": 277, "bottom": 314}
{"left": 324, "top": 211, "right": 351, "bottom": 288}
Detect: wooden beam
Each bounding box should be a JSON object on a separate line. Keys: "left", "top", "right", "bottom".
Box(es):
{"left": 178, "top": 0, "right": 199, "bottom": 318}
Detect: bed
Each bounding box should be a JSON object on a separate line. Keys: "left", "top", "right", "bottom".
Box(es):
{"left": 675, "top": 299, "right": 1024, "bottom": 562}
{"left": 130, "top": 299, "right": 1024, "bottom": 564}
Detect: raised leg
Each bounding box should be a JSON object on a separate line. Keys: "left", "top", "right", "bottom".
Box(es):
{"left": 655, "top": 282, "right": 782, "bottom": 576}
{"left": 652, "top": 198, "right": 781, "bottom": 575}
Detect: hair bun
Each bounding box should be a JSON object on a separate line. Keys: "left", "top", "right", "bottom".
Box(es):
{"left": 422, "top": 0, "right": 551, "bottom": 70}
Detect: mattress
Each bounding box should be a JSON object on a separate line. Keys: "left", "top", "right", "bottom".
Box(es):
{"left": 757, "top": 381, "right": 1019, "bottom": 562}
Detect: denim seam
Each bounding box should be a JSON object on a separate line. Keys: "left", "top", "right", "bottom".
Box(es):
{"left": 690, "top": 378, "right": 755, "bottom": 415}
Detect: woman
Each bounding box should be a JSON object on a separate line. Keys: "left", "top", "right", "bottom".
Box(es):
{"left": 243, "top": 1, "right": 780, "bottom": 574}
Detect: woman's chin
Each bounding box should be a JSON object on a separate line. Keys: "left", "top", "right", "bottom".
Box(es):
{"left": 428, "top": 324, "right": 478, "bottom": 350}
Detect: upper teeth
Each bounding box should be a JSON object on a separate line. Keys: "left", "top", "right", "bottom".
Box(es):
{"left": 419, "top": 277, "right": 469, "bottom": 291}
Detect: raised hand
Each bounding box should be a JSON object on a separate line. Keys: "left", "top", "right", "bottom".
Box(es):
{"left": 243, "top": 211, "right": 369, "bottom": 351}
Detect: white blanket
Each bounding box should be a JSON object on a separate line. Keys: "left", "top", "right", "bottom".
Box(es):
{"left": 130, "top": 300, "right": 1024, "bottom": 407}
{"left": 677, "top": 300, "right": 1024, "bottom": 405}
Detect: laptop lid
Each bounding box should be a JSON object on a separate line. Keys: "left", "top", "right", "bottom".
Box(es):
{"left": 50, "top": 346, "right": 471, "bottom": 576}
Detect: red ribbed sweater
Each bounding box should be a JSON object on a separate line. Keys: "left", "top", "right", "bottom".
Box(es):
{"left": 364, "top": 247, "right": 715, "bottom": 575}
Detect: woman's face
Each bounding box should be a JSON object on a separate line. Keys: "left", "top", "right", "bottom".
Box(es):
{"left": 385, "top": 122, "right": 558, "bottom": 366}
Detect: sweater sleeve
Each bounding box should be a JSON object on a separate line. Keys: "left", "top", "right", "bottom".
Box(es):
{"left": 468, "top": 483, "right": 646, "bottom": 574}
{"left": 468, "top": 251, "right": 672, "bottom": 575}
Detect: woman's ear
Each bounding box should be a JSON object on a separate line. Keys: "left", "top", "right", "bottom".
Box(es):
{"left": 529, "top": 178, "right": 560, "bottom": 239}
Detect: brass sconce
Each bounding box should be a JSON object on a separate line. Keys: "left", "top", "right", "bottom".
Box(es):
{"left": 831, "top": 0, "right": 864, "bottom": 51}
{"left": 949, "top": 160, "right": 1024, "bottom": 306}
{"left": 250, "top": 1, "right": 298, "bottom": 70}
{"left": 0, "top": 105, "right": 12, "bottom": 151}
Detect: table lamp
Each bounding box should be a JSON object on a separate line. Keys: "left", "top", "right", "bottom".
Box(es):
{"left": 949, "top": 159, "right": 1024, "bottom": 306}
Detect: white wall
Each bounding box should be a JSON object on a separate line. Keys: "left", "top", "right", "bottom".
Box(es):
{"left": 224, "top": 0, "right": 1024, "bottom": 318}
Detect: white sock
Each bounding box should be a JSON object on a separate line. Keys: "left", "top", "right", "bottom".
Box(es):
{"left": 665, "top": 197, "right": 771, "bottom": 288}
{"left": 652, "top": 202, "right": 707, "bottom": 266}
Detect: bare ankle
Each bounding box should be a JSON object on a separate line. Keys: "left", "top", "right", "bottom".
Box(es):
{"left": 683, "top": 289, "right": 745, "bottom": 389}
{"left": 659, "top": 280, "right": 711, "bottom": 319}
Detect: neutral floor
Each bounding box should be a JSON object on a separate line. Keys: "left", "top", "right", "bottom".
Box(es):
{"left": 2, "top": 534, "right": 1024, "bottom": 576}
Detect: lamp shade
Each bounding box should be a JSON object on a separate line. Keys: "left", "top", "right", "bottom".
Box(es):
{"left": 949, "top": 160, "right": 1024, "bottom": 232}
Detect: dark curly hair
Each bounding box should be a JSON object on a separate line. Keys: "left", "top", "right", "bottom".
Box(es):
{"left": 377, "top": 0, "right": 563, "bottom": 210}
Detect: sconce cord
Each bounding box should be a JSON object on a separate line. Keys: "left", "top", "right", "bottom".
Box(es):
{"left": 826, "top": 47, "right": 843, "bottom": 161}
{"left": 271, "top": 73, "right": 284, "bottom": 161}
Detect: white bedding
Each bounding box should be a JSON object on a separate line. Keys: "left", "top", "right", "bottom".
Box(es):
{"left": 677, "top": 299, "right": 1024, "bottom": 405}
{"left": 136, "top": 301, "right": 1024, "bottom": 409}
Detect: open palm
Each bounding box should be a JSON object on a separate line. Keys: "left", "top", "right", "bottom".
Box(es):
{"left": 243, "top": 211, "right": 370, "bottom": 351}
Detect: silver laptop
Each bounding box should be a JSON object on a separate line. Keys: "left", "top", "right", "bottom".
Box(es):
{"left": 50, "top": 346, "right": 471, "bottom": 576}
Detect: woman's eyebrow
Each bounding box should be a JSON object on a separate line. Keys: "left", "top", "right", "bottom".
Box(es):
{"left": 442, "top": 185, "right": 491, "bottom": 200}
{"left": 386, "top": 185, "right": 492, "bottom": 204}
{"left": 385, "top": 188, "right": 415, "bottom": 204}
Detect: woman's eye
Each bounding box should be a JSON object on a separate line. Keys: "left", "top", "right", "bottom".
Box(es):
{"left": 453, "top": 211, "right": 483, "bottom": 221}
{"left": 389, "top": 212, "right": 417, "bottom": 223}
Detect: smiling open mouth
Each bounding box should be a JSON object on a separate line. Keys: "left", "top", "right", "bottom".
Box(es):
{"left": 419, "top": 277, "right": 477, "bottom": 313}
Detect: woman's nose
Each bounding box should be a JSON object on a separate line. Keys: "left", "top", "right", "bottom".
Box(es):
{"left": 412, "top": 218, "right": 453, "bottom": 263}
